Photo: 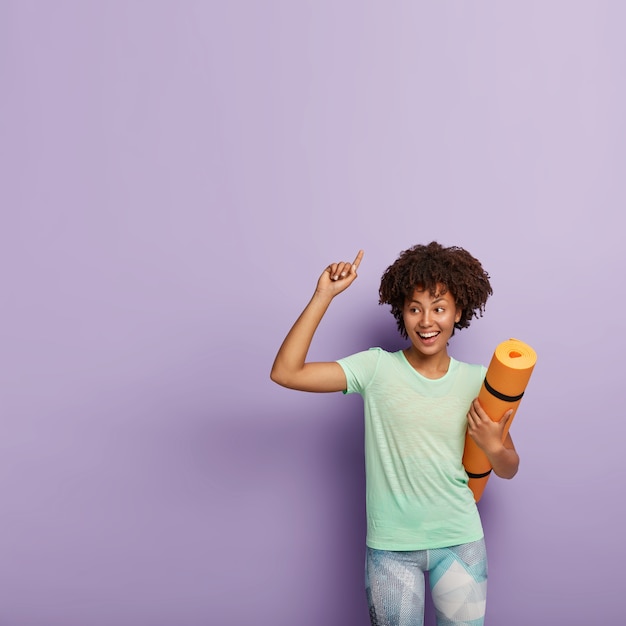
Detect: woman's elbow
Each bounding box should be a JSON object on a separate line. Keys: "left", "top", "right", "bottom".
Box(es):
{"left": 270, "top": 366, "right": 285, "bottom": 387}
{"left": 494, "top": 462, "right": 519, "bottom": 480}
{"left": 270, "top": 365, "right": 296, "bottom": 388}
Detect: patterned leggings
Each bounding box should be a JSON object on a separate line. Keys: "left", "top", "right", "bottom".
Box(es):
{"left": 366, "top": 538, "right": 488, "bottom": 626}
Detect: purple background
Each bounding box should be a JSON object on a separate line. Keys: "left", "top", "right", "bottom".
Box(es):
{"left": 1, "top": 2, "right": 624, "bottom": 625}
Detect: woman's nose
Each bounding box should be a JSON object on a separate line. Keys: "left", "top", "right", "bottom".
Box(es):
{"left": 419, "top": 312, "right": 432, "bottom": 326}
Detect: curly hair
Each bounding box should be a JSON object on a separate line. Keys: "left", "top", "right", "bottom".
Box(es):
{"left": 379, "top": 241, "right": 493, "bottom": 338}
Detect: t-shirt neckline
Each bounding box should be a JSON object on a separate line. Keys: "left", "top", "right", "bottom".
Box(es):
{"left": 398, "top": 350, "right": 458, "bottom": 382}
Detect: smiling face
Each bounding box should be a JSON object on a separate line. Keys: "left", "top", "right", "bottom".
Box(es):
{"left": 402, "top": 284, "right": 462, "bottom": 360}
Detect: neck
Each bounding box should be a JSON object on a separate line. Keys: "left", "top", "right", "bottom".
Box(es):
{"left": 403, "top": 347, "right": 451, "bottom": 379}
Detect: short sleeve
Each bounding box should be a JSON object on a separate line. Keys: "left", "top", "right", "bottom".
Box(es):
{"left": 336, "top": 347, "right": 383, "bottom": 395}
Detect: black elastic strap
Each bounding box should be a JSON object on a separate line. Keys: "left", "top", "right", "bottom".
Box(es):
{"left": 484, "top": 377, "right": 524, "bottom": 403}
{"left": 466, "top": 469, "right": 492, "bottom": 479}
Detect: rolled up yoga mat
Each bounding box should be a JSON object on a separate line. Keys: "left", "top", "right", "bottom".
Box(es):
{"left": 463, "top": 338, "right": 537, "bottom": 502}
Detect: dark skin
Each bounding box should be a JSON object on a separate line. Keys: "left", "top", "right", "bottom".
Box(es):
{"left": 468, "top": 399, "right": 518, "bottom": 478}
{"left": 270, "top": 249, "right": 519, "bottom": 479}
{"left": 270, "top": 251, "right": 364, "bottom": 393}
{"left": 400, "top": 282, "right": 518, "bottom": 478}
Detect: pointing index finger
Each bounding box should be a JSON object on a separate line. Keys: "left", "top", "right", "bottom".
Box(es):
{"left": 352, "top": 249, "right": 364, "bottom": 270}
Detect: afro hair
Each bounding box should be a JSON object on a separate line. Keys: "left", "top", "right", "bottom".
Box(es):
{"left": 379, "top": 241, "right": 493, "bottom": 338}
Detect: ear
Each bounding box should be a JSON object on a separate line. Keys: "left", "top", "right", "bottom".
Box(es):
{"left": 455, "top": 308, "right": 462, "bottom": 324}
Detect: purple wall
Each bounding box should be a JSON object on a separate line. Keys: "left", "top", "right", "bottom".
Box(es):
{"left": 2, "top": 2, "right": 624, "bottom": 624}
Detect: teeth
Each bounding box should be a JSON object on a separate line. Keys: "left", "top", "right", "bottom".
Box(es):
{"left": 419, "top": 332, "right": 439, "bottom": 338}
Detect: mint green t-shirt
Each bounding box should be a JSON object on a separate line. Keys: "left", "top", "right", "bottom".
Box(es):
{"left": 337, "top": 348, "right": 486, "bottom": 551}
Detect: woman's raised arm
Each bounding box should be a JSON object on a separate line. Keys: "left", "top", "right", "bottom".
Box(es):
{"left": 270, "top": 250, "right": 364, "bottom": 393}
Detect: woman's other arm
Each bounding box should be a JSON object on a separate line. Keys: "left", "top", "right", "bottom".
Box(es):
{"left": 466, "top": 398, "right": 520, "bottom": 479}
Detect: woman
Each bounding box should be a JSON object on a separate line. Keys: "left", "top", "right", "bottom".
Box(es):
{"left": 270, "top": 242, "right": 518, "bottom": 626}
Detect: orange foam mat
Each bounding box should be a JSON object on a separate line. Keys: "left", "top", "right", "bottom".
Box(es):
{"left": 463, "top": 338, "right": 537, "bottom": 502}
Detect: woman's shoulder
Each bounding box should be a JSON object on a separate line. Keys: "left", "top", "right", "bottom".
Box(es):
{"left": 339, "top": 346, "right": 394, "bottom": 362}
{"left": 451, "top": 357, "right": 487, "bottom": 380}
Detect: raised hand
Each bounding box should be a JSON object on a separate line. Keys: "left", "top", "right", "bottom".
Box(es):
{"left": 270, "top": 249, "right": 365, "bottom": 393}
{"left": 315, "top": 250, "right": 364, "bottom": 298}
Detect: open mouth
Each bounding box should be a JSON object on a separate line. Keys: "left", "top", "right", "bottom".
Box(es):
{"left": 418, "top": 331, "right": 440, "bottom": 340}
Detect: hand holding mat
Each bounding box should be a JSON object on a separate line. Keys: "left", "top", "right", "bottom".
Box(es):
{"left": 463, "top": 338, "right": 537, "bottom": 502}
